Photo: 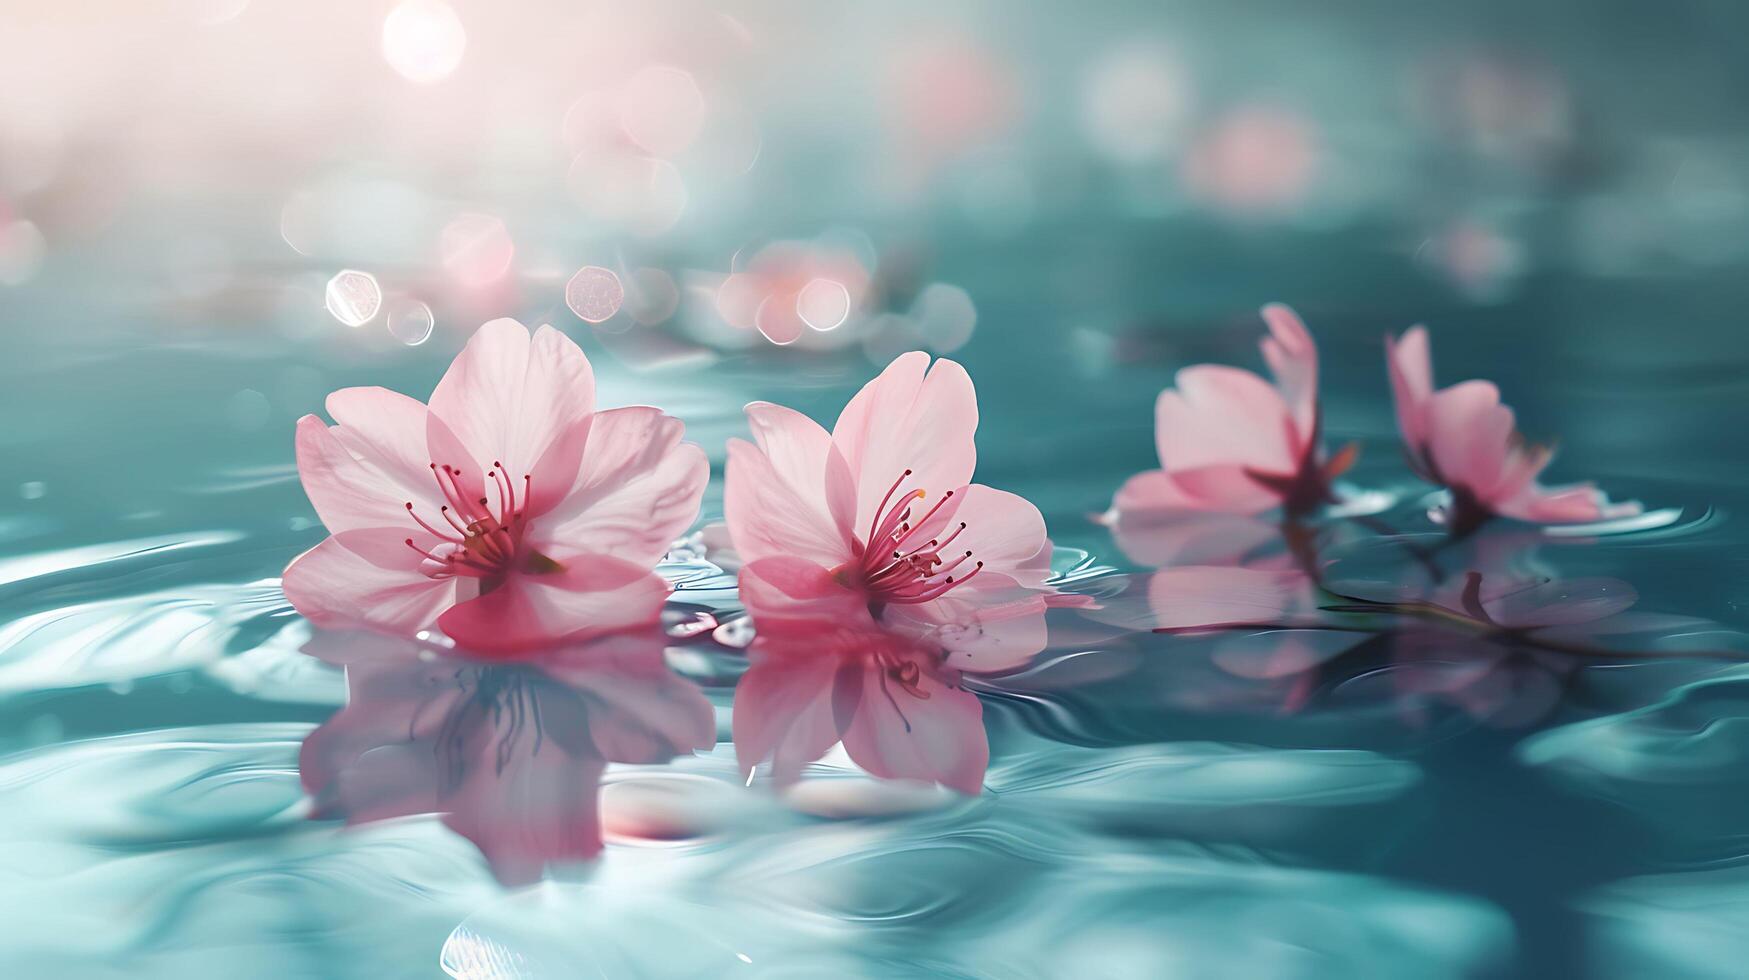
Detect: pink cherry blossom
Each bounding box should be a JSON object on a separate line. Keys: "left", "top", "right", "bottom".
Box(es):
{"left": 1386, "top": 325, "right": 1640, "bottom": 534}
{"left": 724, "top": 350, "right": 1086, "bottom": 672}
{"left": 300, "top": 627, "right": 714, "bottom": 885}
{"left": 283, "top": 318, "right": 709, "bottom": 654}
{"left": 1107, "top": 304, "right": 1355, "bottom": 522}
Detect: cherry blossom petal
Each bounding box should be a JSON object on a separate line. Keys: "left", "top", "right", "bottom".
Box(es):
{"left": 1385, "top": 326, "right": 1434, "bottom": 458}
{"left": 832, "top": 352, "right": 978, "bottom": 531}
{"left": 747, "top": 401, "right": 860, "bottom": 540}
{"left": 427, "top": 320, "right": 597, "bottom": 517}
{"left": 1487, "top": 443, "right": 1555, "bottom": 505}
{"left": 436, "top": 557, "right": 669, "bottom": 653}
{"left": 725, "top": 438, "right": 856, "bottom": 567}
{"left": 927, "top": 484, "right": 1051, "bottom": 588}
{"left": 1164, "top": 463, "right": 1294, "bottom": 515}
{"left": 294, "top": 415, "right": 424, "bottom": 534}
{"left": 533, "top": 407, "right": 709, "bottom": 567}
{"left": 322, "top": 387, "right": 447, "bottom": 504}
{"left": 1259, "top": 303, "right": 1318, "bottom": 444}
{"left": 282, "top": 533, "right": 459, "bottom": 635}
{"left": 738, "top": 556, "right": 873, "bottom": 630}
{"left": 882, "top": 577, "right": 1050, "bottom": 674}
{"left": 1424, "top": 380, "right": 1515, "bottom": 499}
{"left": 1494, "top": 482, "right": 1642, "bottom": 525}
{"left": 1155, "top": 365, "right": 1297, "bottom": 475}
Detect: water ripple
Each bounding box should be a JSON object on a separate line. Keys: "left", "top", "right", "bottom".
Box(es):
{"left": 0, "top": 580, "right": 292, "bottom": 695}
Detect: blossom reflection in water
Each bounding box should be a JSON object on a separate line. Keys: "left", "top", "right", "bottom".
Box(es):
{"left": 299, "top": 628, "right": 713, "bottom": 885}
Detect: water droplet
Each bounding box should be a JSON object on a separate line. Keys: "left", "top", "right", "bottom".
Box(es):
{"left": 19, "top": 481, "right": 45, "bottom": 501}
{"left": 381, "top": 0, "right": 466, "bottom": 84}
{"left": 386, "top": 299, "right": 435, "bottom": 346}
{"left": 796, "top": 278, "right": 851, "bottom": 332}
{"left": 565, "top": 266, "right": 624, "bottom": 323}
{"left": 324, "top": 270, "right": 382, "bottom": 327}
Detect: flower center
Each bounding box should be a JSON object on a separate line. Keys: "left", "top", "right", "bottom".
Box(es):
{"left": 848, "top": 468, "right": 982, "bottom": 607}
{"left": 402, "top": 461, "right": 557, "bottom": 581}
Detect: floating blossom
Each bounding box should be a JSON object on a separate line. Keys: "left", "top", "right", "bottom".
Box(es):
{"left": 724, "top": 351, "right": 1086, "bottom": 671}
{"left": 733, "top": 618, "right": 990, "bottom": 794}
{"left": 1386, "top": 326, "right": 1640, "bottom": 535}
{"left": 1107, "top": 305, "right": 1355, "bottom": 522}
{"left": 300, "top": 628, "right": 713, "bottom": 885}
{"left": 283, "top": 318, "right": 708, "bottom": 653}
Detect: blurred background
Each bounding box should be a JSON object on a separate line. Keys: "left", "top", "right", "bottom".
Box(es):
{"left": 7, "top": 0, "right": 1749, "bottom": 341}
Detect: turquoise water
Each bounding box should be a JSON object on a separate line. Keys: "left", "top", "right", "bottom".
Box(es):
{"left": 5, "top": 214, "right": 1749, "bottom": 978}
{"left": 7, "top": 4, "right": 1749, "bottom": 970}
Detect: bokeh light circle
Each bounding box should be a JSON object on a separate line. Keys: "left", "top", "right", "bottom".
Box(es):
{"left": 386, "top": 298, "right": 436, "bottom": 346}
{"left": 565, "top": 266, "right": 624, "bottom": 324}
{"left": 324, "top": 270, "right": 383, "bottom": 327}
{"left": 382, "top": 0, "right": 467, "bottom": 84}
{"left": 795, "top": 278, "right": 851, "bottom": 332}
